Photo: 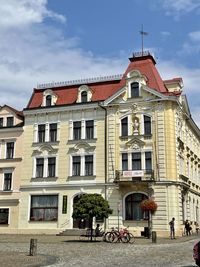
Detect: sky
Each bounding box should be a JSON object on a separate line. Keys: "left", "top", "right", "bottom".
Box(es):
{"left": 0, "top": 0, "right": 200, "bottom": 125}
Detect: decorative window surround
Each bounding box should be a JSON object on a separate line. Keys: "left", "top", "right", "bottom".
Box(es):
{"left": 69, "top": 119, "right": 97, "bottom": 140}
{"left": 126, "top": 70, "right": 147, "bottom": 98}
{"left": 70, "top": 153, "right": 96, "bottom": 177}
{"left": 76, "top": 85, "right": 92, "bottom": 103}
{"left": 33, "top": 155, "right": 58, "bottom": 178}
{"left": 33, "top": 122, "right": 60, "bottom": 143}
{"left": 42, "top": 89, "right": 58, "bottom": 107}
{"left": 1, "top": 168, "right": 14, "bottom": 191}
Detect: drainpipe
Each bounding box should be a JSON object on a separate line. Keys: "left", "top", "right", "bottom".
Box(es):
{"left": 98, "top": 103, "right": 108, "bottom": 230}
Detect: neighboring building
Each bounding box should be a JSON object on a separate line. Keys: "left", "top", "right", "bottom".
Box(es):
{"left": 17, "top": 51, "right": 200, "bottom": 236}
{"left": 0, "top": 105, "right": 23, "bottom": 232}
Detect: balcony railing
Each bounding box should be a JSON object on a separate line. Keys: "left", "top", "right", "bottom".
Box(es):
{"left": 115, "top": 169, "right": 154, "bottom": 182}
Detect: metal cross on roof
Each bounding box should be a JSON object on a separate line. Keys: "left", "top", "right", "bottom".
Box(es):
{"left": 140, "top": 24, "right": 148, "bottom": 56}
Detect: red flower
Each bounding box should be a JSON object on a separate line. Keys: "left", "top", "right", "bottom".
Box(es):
{"left": 140, "top": 199, "right": 157, "bottom": 213}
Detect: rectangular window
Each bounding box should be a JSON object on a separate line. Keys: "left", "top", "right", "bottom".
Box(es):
{"left": 131, "top": 82, "right": 139, "bottom": 98}
{"left": 122, "top": 153, "right": 128, "bottom": 171}
{"left": 132, "top": 152, "right": 141, "bottom": 170}
{"left": 4, "top": 173, "right": 12, "bottom": 191}
{"left": 0, "top": 209, "right": 9, "bottom": 224}
{"left": 38, "top": 124, "right": 45, "bottom": 143}
{"left": 73, "top": 121, "right": 81, "bottom": 140}
{"left": 48, "top": 157, "right": 56, "bottom": 177}
{"left": 72, "top": 156, "right": 81, "bottom": 176}
{"left": 36, "top": 158, "right": 44, "bottom": 178}
{"left": 0, "top": 118, "right": 3, "bottom": 127}
{"left": 6, "top": 142, "right": 14, "bottom": 159}
{"left": 7, "top": 117, "right": 14, "bottom": 127}
{"left": 144, "top": 116, "right": 151, "bottom": 135}
{"left": 30, "top": 195, "right": 58, "bottom": 221}
{"left": 86, "top": 120, "right": 94, "bottom": 139}
{"left": 121, "top": 117, "right": 128, "bottom": 136}
{"left": 49, "top": 123, "right": 57, "bottom": 142}
{"left": 85, "top": 155, "right": 93, "bottom": 176}
{"left": 145, "top": 152, "right": 152, "bottom": 173}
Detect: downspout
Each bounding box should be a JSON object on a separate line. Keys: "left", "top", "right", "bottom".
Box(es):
{"left": 98, "top": 103, "right": 108, "bottom": 230}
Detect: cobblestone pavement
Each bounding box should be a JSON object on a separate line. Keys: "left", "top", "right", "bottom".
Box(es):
{"left": 0, "top": 234, "right": 199, "bottom": 267}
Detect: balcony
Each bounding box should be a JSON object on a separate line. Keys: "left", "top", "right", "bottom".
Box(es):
{"left": 115, "top": 169, "right": 154, "bottom": 182}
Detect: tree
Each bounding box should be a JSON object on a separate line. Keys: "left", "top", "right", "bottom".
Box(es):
{"left": 72, "top": 194, "right": 113, "bottom": 241}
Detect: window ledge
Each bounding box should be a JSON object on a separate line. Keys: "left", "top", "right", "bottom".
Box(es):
{"left": 31, "top": 177, "right": 58, "bottom": 182}
{"left": 0, "top": 158, "right": 22, "bottom": 162}
{"left": 68, "top": 175, "right": 96, "bottom": 181}
{"left": 120, "top": 134, "right": 152, "bottom": 140}
{"left": 1, "top": 190, "right": 13, "bottom": 193}
{"left": 32, "top": 141, "right": 60, "bottom": 146}
{"left": 68, "top": 138, "right": 97, "bottom": 143}
{"left": 29, "top": 220, "right": 57, "bottom": 222}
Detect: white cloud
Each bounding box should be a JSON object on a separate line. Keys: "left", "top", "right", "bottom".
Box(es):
{"left": 0, "top": 0, "right": 65, "bottom": 29}
{"left": 160, "top": 0, "right": 200, "bottom": 18}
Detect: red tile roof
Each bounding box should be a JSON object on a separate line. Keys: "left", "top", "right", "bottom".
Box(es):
{"left": 26, "top": 54, "right": 181, "bottom": 109}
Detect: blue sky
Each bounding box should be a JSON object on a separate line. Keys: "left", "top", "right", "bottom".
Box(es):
{"left": 0, "top": 0, "right": 200, "bottom": 125}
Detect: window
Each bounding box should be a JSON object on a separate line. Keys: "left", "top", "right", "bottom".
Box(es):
{"left": 132, "top": 152, "right": 141, "bottom": 170}
{"left": 125, "top": 193, "right": 148, "bottom": 220}
{"left": 38, "top": 124, "right": 45, "bottom": 143}
{"left": 122, "top": 153, "right": 128, "bottom": 171}
{"left": 131, "top": 82, "right": 139, "bottom": 98}
{"left": 85, "top": 155, "right": 93, "bottom": 176}
{"left": 145, "top": 152, "right": 152, "bottom": 173}
{"left": 0, "top": 209, "right": 9, "bottom": 224}
{"left": 7, "top": 117, "right": 14, "bottom": 127}
{"left": 48, "top": 157, "right": 56, "bottom": 177}
{"left": 49, "top": 123, "right": 57, "bottom": 142}
{"left": 36, "top": 158, "right": 44, "bottom": 178}
{"left": 6, "top": 142, "right": 14, "bottom": 159}
{"left": 86, "top": 120, "right": 94, "bottom": 139}
{"left": 81, "top": 91, "right": 87, "bottom": 103}
{"left": 4, "top": 173, "right": 12, "bottom": 191}
{"left": 121, "top": 117, "right": 128, "bottom": 136}
{"left": 30, "top": 195, "right": 58, "bottom": 221}
{"left": 73, "top": 121, "right": 81, "bottom": 140}
{"left": 144, "top": 115, "right": 151, "bottom": 135}
{"left": 0, "top": 118, "right": 3, "bottom": 127}
{"left": 72, "top": 156, "right": 81, "bottom": 176}
{"left": 46, "top": 95, "right": 52, "bottom": 106}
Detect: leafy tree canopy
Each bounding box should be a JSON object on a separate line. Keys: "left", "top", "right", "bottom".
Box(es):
{"left": 72, "top": 193, "right": 113, "bottom": 220}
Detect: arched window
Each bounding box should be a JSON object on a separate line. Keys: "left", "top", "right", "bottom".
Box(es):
{"left": 46, "top": 95, "right": 52, "bottom": 106}
{"left": 131, "top": 82, "right": 139, "bottom": 98}
{"left": 125, "top": 193, "right": 148, "bottom": 220}
{"left": 81, "top": 91, "right": 88, "bottom": 103}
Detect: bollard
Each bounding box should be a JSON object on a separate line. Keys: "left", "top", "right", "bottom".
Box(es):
{"left": 29, "top": 238, "right": 37, "bottom": 256}
{"left": 152, "top": 231, "right": 157, "bottom": 243}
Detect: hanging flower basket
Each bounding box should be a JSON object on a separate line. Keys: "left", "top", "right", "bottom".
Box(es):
{"left": 140, "top": 199, "right": 158, "bottom": 213}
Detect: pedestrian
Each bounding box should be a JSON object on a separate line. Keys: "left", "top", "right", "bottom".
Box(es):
{"left": 185, "top": 219, "right": 191, "bottom": 236}
{"left": 169, "top": 217, "right": 175, "bottom": 239}
{"left": 95, "top": 223, "right": 101, "bottom": 237}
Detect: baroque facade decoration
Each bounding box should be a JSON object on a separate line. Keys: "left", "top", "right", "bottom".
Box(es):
{"left": 1, "top": 51, "right": 200, "bottom": 237}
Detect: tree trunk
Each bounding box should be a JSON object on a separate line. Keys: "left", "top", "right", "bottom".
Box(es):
{"left": 90, "top": 217, "right": 93, "bottom": 242}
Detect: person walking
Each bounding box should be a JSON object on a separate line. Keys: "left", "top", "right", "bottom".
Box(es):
{"left": 185, "top": 219, "right": 191, "bottom": 236}
{"left": 169, "top": 217, "right": 175, "bottom": 239}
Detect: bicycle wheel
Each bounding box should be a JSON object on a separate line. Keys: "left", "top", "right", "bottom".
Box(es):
{"left": 111, "top": 232, "right": 120, "bottom": 243}
{"left": 128, "top": 233, "right": 135, "bottom": 244}
{"left": 121, "top": 233, "right": 129, "bottom": 243}
{"left": 105, "top": 232, "right": 115, "bottom": 243}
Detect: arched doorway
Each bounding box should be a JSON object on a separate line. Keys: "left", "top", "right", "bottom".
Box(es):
{"left": 125, "top": 193, "right": 148, "bottom": 220}
{"left": 73, "top": 194, "right": 90, "bottom": 229}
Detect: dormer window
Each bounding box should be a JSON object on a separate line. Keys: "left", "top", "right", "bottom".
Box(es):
{"left": 81, "top": 91, "right": 88, "bottom": 103}
{"left": 131, "top": 82, "right": 139, "bottom": 98}
{"left": 77, "top": 85, "right": 92, "bottom": 103}
{"left": 42, "top": 89, "right": 57, "bottom": 107}
{"left": 46, "top": 95, "right": 52, "bottom": 107}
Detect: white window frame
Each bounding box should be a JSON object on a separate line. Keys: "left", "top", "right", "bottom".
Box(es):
{"left": 5, "top": 140, "right": 15, "bottom": 159}
{"left": 34, "top": 122, "right": 60, "bottom": 143}
{"left": 120, "top": 151, "right": 152, "bottom": 171}
{"left": 1, "top": 168, "right": 14, "bottom": 191}
{"left": 128, "top": 81, "right": 141, "bottom": 98}
{"left": 33, "top": 155, "right": 58, "bottom": 178}
{"left": 0, "top": 207, "right": 10, "bottom": 225}
{"left": 70, "top": 153, "right": 95, "bottom": 176}
{"left": 70, "top": 119, "right": 96, "bottom": 141}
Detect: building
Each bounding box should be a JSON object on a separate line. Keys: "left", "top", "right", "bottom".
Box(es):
{"left": 0, "top": 105, "right": 24, "bottom": 232}
{"left": 16, "top": 51, "right": 200, "bottom": 236}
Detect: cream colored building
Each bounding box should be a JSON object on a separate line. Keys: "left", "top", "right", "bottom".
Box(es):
{"left": 18, "top": 52, "right": 200, "bottom": 237}
{"left": 0, "top": 105, "right": 23, "bottom": 233}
